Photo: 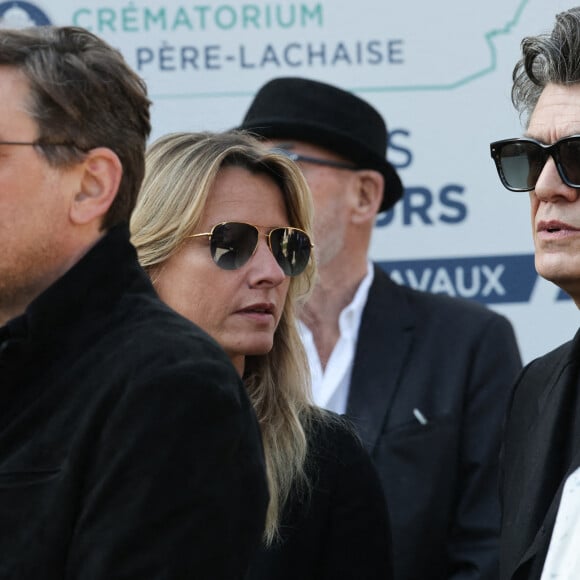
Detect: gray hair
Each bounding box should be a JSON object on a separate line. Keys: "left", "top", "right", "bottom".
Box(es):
{"left": 512, "top": 7, "right": 580, "bottom": 126}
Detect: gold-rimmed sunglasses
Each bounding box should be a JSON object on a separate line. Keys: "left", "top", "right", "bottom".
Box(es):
{"left": 189, "top": 221, "right": 313, "bottom": 277}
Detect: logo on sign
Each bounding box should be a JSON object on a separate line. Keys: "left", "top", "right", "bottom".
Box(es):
{"left": 0, "top": 1, "right": 51, "bottom": 28}
{"left": 379, "top": 254, "right": 546, "bottom": 305}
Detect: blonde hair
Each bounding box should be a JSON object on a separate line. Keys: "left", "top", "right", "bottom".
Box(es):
{"left": 131, "top": 130, "right": 321, "bottom": 544}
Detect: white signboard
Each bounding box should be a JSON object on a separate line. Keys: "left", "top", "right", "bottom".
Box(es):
{"left": 3, "top": 0, "right": 579, "bottom": 363}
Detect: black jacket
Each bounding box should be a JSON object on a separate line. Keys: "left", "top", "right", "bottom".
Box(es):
{"left": 247, "top": 416, "right": 392, "bottom": 580}
{"left": 500, "top": 329, "right": 580, "bottom": 580}
{"left": 0, "top": 226, "right": 268, "bottom": 579}
{"left": 348, "top": 266, "right": 522, "bottom": 580}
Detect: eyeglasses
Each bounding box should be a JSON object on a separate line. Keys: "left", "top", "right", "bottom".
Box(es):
{"left": 490, "top": 135, "right": 580, "bottom": 191}
{"left": 0, "top": 140, "right": 84, "bottom": 150}
{"left": 270, "top": 147, "right": 358, "bottom": 170}
{"left": 188, "top": 221, "right": 313, "bottom": 276}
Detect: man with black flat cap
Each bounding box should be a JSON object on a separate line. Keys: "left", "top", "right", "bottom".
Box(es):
{"left": 239, "top": 77, "right": 522, "bottom": 580}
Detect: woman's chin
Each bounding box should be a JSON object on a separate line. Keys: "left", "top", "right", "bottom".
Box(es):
{"left": 224, "top": 336, "right": 275, "bottom": 358}
{"left": 244, "top": 339, "right": 275, "bottom": 356}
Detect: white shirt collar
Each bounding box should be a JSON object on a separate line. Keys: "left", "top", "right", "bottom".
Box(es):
{"left": 298, "top": 261, "right": 374, "bottom": 413}
{"left": 338, "top": 261, "right": 374, "bottom": 339}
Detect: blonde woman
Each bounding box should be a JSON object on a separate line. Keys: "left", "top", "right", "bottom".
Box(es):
{"left": 130, "top": 131, "right": 392, "bottom": 579}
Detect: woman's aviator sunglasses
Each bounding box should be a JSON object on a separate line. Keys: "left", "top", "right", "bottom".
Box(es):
{"left": 188, "top": 222, "right": 313, "bottom": 277}
{"left": 490, "top": 135, "right": 580, "bottom": 192}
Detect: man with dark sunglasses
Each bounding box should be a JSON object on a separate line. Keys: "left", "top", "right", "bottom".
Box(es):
{"left": 490, "top": 8, "right": 580, "bottom": 580}
{"left": 491, "top": 136, "right": 580, "bottom": 192}
{"left": 0, "top": 26, "right": 268, "bottom": 578}
{"left": 239, "top": 77, "right": 522, "bottom": 580}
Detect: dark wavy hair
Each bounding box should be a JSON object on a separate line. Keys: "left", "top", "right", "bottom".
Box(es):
{"left": 0, "top": 25, "right": 151, "bottom": 229}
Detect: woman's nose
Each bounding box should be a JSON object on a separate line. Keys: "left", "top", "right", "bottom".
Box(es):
{"left": 247, "top": 239, "right": 286, "bottom": 286}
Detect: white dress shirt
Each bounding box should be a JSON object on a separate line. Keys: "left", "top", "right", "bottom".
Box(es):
{"left": 299, "top": 263, "right": 374, "bottom": 414}
{"left": 540, "top": 465, "right": 580, "bottom": 579}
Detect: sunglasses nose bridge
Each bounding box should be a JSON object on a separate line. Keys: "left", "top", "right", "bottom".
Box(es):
{"left": 263, "top": 228, "right": 286, "bottom": 257}
{"left": 533, "top": 152, "right": 577, "bottom": 199}
{"left": 247, "top": 231, "right": 289, "bottom": 280}
{"left": 525, "top": 142, "right": 578, "bottom": 192}
{"left": 538, "top": 142, "right": 570, "bottom": 184}
{"left": 547, "top": 146, "right": 573, "bottom": 186}
{"left": 248, "top": 229, "right": 273, "bottom": 262}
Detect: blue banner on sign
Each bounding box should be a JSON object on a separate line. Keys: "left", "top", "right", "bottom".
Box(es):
{"left": 378, "top": 254, "right": 539, "bottom": 305}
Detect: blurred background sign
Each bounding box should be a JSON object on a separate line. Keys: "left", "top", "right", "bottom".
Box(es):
{"left": 4, "top": 0, "right": 578, "bottom": 363}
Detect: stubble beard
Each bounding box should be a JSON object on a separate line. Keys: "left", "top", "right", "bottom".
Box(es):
{"left": 0, "top": 239, "right": 62, "bottom": 324}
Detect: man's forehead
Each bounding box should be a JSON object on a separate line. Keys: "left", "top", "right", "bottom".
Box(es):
{"left": 527, "top": 83, "right": 580, "bottom": 141}
{"left": 0, "top": 67, "right": 36, "bottom": 135}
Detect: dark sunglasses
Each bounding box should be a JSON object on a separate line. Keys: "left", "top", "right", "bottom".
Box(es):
{"left": 490, "top": 135, "right": 580, "bottom": 191}
{"left": 270, "top": 147, "right": 358, "bottom": 170}
{"left": 189, "top": 222, "right": 313, "bottom": 276}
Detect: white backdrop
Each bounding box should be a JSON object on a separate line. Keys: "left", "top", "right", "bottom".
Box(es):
{"left": 3, "top": 0, "right": 579, "bottom": 363}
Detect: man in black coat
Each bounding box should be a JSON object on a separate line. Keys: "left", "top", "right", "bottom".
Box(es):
{"left": 0, "top": 26, "right": 268, "bottom": 579}
{"left": 239, "top": 77, "right": 522, "bottom": 580}
{"left": 489, "top": 7, "right": 580, "bottom": 579}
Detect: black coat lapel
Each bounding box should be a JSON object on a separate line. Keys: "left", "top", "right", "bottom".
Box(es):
{"left": 508, "top": 330, "right": 580, "bottom": 578}
{"left": 347, "top": 266, "right": 414, "bottom": 452}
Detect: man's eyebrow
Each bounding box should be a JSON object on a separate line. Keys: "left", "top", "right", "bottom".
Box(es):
{"left": 523, "top": 132, "right": 545, "bottom": 143}
{"left": 523, "top": 133, "right": 580, "bottom": 144}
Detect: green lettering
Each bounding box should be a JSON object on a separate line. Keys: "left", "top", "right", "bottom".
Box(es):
{"left": 172, "top": 7, "right": 193, "bottom": 30}
{"left": 302, "top": 4, "right": 323, "bottom": 26}
{"left": 242, "top": 5, "right": 260, "bottom": 29}
{"left": 215, "top": 5, "right": 237, "bottom": 30}
{"left": 144, "top": 8, "right": 167, "bottom": 31}
{"left": 97, "top": 8, "right": 116, "bottom": 32}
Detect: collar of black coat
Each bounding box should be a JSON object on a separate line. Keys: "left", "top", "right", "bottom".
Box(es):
{"left": 3, "top": 224, "right": 148, "bottom": 344}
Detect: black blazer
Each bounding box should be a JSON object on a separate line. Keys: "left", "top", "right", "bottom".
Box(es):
{"left": 346, "top": 266, "right": 522, "bottom": 580}
{"left": 499, "top": 329, "right": 580, "bottom": 580}
{"left": 0, "top": 227, "right": 268, "bottom": 579}
{"left": 247, "top": 416, "right": 393, "bottom": 580}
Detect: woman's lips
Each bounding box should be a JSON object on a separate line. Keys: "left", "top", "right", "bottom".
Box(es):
{"left": 236, "top": 303, "right": 276, "bottom": 321}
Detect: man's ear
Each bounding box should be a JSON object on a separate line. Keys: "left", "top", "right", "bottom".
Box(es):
{"left": 351, "top": 169, "right": 384, "bottom": 224}
{"left": 70, "top": 147, "right": 122, "bottom": 226}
